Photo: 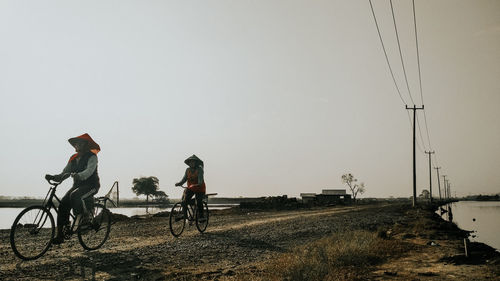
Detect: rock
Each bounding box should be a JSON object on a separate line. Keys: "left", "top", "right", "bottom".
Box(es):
{"left": 427, "top": 241, "right": 439, "bottom": 246}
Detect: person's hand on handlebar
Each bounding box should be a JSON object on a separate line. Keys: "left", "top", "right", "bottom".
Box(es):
{"left": 45, "top": 173, "right": 71, "bottom": 183}
{"left": 45, "top": 174, "right": 63, "bottom": 183}
{"left": 70, "top": 172, "right": 80, "bottom": 181}
{"left": 175, "top": 182, "right": 182, "bottom": 187}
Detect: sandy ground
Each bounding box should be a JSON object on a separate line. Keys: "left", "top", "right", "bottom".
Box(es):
{"left": 0, "top": 203, "right": 498, "bottom": 280}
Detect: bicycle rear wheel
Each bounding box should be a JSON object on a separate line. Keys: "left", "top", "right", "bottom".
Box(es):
{"left": 169, "top": 202, "right": 186, "bottom": 237}
{"left": 78, "top": 203, "right": 111, "bottom": 250}
{"left": 10, "top": 205, "right": 55, "bottom": 260}
{"left": 195, "top": 202, "right": 209, "bottom": 233}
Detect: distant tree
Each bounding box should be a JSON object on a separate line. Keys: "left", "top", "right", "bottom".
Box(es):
{"left": 153, "top": 190, "right": 169, "bottom": 204}
{"left": 419, "top": 189, "right": 430, "bottom": 199}
{"left": 341, "top": 173, "right": 366, "bottom": 201}
{"left": 131, "top": 176, "right": 160, "bottom": 203}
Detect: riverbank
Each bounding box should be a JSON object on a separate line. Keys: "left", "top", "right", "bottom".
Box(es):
{"left": 0, "top": 203, "right": 498, "bottom": 280}
{"left": 244, "top": 203, "right": 500, "bottom": 280}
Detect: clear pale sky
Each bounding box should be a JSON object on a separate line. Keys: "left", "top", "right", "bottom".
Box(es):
{"left": 1, "top": 1, "right": 499, "bottom": 199}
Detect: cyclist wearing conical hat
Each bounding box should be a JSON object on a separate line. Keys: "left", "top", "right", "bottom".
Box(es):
{"left": 45, "top": 133, "right": 101, "bottom": 244}
{"left": 175, "top": 154, "right": 207, "bottom": 220}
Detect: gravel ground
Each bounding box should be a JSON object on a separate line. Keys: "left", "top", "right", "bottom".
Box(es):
{"left": 5, "top": 203, "right": 486, "bottom": 280}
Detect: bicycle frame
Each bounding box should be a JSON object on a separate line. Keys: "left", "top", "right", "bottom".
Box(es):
{"left": 40, "top": 181, "right": 116, "bottom": 235}
{"left": 39, "top": 184, "right": 80, "bottom": 234}
{"left": 181, "top": 199, "right": 195, "bottom": 221}
{"left": 180, "top": 187, "right": 217, "bottom": 220}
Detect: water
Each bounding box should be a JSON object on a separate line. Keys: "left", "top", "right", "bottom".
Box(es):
{"left": 438, "top": 201, "right": 500, "bottom": 251}
{"left": 109, "top": 204, "right": 235, "bottom": 217}
{"left": 0, "top": 204, "right": 236, "bottom": 230}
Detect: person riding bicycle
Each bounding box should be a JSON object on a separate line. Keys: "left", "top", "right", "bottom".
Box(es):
{"left": 45, "top": 133, "right": 101, "bottom": 244}
{"left": 175, "top": 155, "right": 206, "bottom": 221}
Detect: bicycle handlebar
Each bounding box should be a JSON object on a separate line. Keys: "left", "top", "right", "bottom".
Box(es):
{"left": 46, "top": 173, "right": 71, "bottom": 186}
{"left": 176, "top": 185, "right": 217, "bottom": 197}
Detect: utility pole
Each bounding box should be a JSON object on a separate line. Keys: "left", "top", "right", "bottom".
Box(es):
{"left": 448, "top": 182, "right": 451, "bottom": 200}
{"left": 442, "top": 175, "right": 447, "bottom": 201}
{"left": 434, "top": 167, "right": 442, "bottom": 201}
{"left": 406, "top": 105, "right": 424, "bottom": 207}
{"left": 425, "top": 151, "right": 435, "bottom": 203}
{"left": 445, "top": 180, "right": 449, "bottom": 199}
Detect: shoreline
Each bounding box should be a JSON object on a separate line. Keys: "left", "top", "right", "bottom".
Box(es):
{"left": 0, "top": 202, "right": 498, "bottom": 280}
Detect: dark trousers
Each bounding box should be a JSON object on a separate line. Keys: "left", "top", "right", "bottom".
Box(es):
{"left": 57, "top": 185, "right": 97, "bottom": 227}
{"left": 182, "top": 189, "right": 205, "bottom": 217}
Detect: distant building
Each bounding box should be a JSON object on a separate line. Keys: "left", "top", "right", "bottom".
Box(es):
{"left": 300, "top": 193, "right": 317, "bottom": 203}
{"left": 300, "top": 189, "right": 351, "bottom": 205}
{"left": 321, "top": 189, "right": 346, "bottom": 195}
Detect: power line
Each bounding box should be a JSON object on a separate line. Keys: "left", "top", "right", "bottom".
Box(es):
{"left": 412, "top": 0, "right": 424, "bottom": 105}
{"left": 368, "top": 0, "right": 407, "bottom": 105}
{"left": 423, "top": 110, "right": 433, "bottom": 149}
{"left": 416, "top": 112, "right": 428, "bottom": 152}
{"left": 433, "top": 152, "right": 440, "bottom": 168}
{"left": 412, "top": 0, "right": 435, "bottom": 153}
{"left": 369, "top": 0, "right": 442, "bottom": 204}
{"left": 390, "top": 0, "right": 416, "bottom": 105}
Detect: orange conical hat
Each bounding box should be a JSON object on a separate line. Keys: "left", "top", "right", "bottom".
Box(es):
{"left": 68, "top": 133, "right": 101, "bottom": 154}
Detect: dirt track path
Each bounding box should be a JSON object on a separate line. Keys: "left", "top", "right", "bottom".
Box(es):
{"left": 0, "top": 204, "right": 401, "bottom": 280}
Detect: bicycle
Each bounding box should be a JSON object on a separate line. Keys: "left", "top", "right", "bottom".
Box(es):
{"left": 169, "top": 186, "right": 217, "bottom": 237}
{"left": 9, "top": 174, "right": 115, "bottom": 260}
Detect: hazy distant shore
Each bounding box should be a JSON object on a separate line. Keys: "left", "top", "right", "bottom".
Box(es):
{"left": 2, "top": 195, "right": 498, "bottom": 209}
{"left": 0, "top": 197, "right": 254, "bottom": 208}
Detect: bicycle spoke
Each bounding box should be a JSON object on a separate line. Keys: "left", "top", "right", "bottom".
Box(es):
{"left": 78, "top": 205, "right": 111, "bottom": 250}
{"left": 10, "top": 206, "right": 54, "bottom": 260}
{"left": 195, "top": 202, "right": 209, "bottom": 233}
{"left": 169, "top": 203, "right": 186, "bottom": 237}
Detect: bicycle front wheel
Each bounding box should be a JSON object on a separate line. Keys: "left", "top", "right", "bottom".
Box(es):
{"left": 169, "top": 202, "right": 186, "bottom": 237}
{"left": 78, "top": 204, "right": 111, "bottom": 250}
{"left": 195, "top": 202, "right": 209, "bottom": 233}
{"left": 10, "top": 205, "right": 55, "bottom": 260}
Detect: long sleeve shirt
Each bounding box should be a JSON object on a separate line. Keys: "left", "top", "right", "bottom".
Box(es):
{"left": 58, "top": 154, "right": 98, "bottom": 181}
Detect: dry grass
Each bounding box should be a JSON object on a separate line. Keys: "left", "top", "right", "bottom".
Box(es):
{"left": 254, "top": 230, "right": 407, "bottom": 281}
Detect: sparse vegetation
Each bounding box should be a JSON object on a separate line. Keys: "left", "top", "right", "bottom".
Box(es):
{"left": 259, "top": 230, "right": 407, "bottom": 281}
{"left": 131, "top": 176, "right": 161, "bottom": 203}
{"left": 341, "top": 173, "right": 366, "bottom": 201}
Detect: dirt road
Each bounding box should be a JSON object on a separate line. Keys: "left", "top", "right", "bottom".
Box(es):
{"left": 0, "top": 204, "right": 403, "bottom": 280}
